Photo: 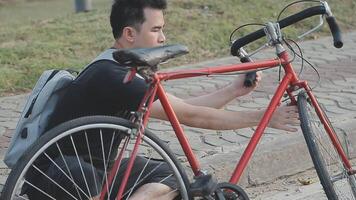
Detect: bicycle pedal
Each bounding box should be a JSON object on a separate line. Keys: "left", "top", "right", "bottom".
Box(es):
{"left": 189, "top": 174, "right": 218, "bottom": 197}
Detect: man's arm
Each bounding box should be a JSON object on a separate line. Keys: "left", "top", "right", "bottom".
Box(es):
{"left": 150, "top": 93, "right": 299, "bottom": 132}
{"left": 183, "top": 72, "right": 262, "bottom": 109}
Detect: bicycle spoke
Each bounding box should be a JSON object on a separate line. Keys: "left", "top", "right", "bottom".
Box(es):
{"left": 43, "top": 152, "right": 90, "bottom": 198}
{"left": 122, "top": 161, "right": 165, "bottom": 197}
{"left": 84, "top": 131, "right": 100, "bottom": 195}
{"left": 314, "top": 123, "right": 338, "bottom": 160}
{"left": 56, "top": 142, "right": 83, "bottom": 199}
{"left": 23, "top": 180, "right": 56, "bottom": 200}
{"left": 15, "top": 194, "right": 29, "bottom": 200}
{"left": 99, "top": 129, "right": 110, "bottom": 197}
{"left": 162, "top": 188, "right": 179, "bottom": 197}
{"left": 71, "top": 135, "right": 93, "bottom": 199}
{"left": 107, "top": 137, "right": 130, "bottom": 198}
{"left": 32, "top": 164, "right": 80, "bottom": 199}
{"left": 159, "top": 173, "right": 174, "bottom": 184}
{"left": 105, "top": 130, "right": 117, "bottom": 169}
{"left": 125, "top": 155, "right": 153, "bottom": 199}
{"left": 101, "top": 130, "right": 117, "bottom": 198}
{"left": 305, "top": 99, "right": 355, "bottom": 199}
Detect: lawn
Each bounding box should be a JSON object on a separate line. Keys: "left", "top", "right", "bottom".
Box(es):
{"left": 0, "top": 0, "right": 355, "bottom": 95}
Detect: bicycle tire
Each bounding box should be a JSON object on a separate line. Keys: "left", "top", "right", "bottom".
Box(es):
{"left": 1, "top": 115, "right": 190, "bottom": 200}
{"left": 298, "top": 92, "right": 356, "bottom": 200}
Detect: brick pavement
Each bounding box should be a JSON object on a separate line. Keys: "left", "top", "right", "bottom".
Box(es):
{"left": 0, "top": 31, "right": 356, "bottom": 195}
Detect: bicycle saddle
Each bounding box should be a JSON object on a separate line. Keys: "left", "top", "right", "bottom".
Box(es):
{"left": 112, "top": 44, "right": 189, "bottom": 67}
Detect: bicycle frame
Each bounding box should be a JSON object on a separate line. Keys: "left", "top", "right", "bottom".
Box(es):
{"left": 105, "top": 49, "right": 355, "bottom": 199}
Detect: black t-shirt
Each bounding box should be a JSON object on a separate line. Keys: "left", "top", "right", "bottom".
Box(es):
{"left": 25, "top": 58, "right": 151, "bottom": 188}
{"left": 47, "top": 59, "right": 149, "bottom": 131}
{"left": 38, "top": 59, "right": 151, "bottom": 171}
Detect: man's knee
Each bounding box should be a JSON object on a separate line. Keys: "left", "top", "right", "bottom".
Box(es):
{"left": 129, "top": 183, "right": 177, "bottom": 200}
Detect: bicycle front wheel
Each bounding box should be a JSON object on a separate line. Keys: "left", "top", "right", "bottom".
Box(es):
{"left": 298, "top": 92, "right": 356, "bottom": 199}
{"left": 1, "top": 115, "right": 190, "bottom": 200}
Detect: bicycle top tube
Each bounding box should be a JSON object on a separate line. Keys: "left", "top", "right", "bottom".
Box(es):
{"left": 156, "top": 58, "right": 284, "bottom": 81}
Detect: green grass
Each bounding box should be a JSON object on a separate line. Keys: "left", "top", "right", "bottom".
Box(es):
{"left": 0, "top": 0, "right": 355, "bottom": 96}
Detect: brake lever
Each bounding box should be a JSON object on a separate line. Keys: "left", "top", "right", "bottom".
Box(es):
{"left": 237, "top": 48, "right": 258, "bottom": 87}
{"left": 297, "top": 15, "right": 324, "bottom": 39}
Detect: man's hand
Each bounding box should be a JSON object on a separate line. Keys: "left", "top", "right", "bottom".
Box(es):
{"left": 269, "top": 105, "right": 300, "bottom": 132}
{"left": 230, "top": 71, "right": 262, "bottom": 97}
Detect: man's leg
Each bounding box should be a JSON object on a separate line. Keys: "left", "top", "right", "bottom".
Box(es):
{"left": 26, "top": 155, "right": 102, "bottom": 199}
{"left": 91, "top": 179, "right": 177, "bottom": 200}
{"left": 105, "top": 156, "right": 180, "bottom": 200}
{"left": 129, "top": 182, "right": 178, "bottom": 200}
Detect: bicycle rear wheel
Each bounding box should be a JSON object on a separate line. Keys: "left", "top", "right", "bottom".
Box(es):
{"left": 298, "top": 92, "right": 356, "bottom": 200}
{"left": 1, "top": 115, "right": 190, "bottom": 200}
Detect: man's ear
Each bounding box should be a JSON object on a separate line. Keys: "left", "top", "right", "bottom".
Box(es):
{"left": 122, "top": 27, "right": 137, "bottom": 43}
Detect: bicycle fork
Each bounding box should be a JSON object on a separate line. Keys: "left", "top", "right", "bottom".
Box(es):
{"left": 301, "top": 82, "right": 355, "bottom": 176}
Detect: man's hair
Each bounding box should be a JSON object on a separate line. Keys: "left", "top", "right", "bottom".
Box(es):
{"left": 110, "top": 0, "right": 167, "bottom": 39}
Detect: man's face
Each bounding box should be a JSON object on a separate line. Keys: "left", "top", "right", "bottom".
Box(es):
{"left": 132, "top": 8, "right": 166, "bottom": 48}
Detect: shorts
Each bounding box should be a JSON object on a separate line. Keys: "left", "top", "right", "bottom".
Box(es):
{"left": 25, "top": 155, "right": 178, "bottom": 199}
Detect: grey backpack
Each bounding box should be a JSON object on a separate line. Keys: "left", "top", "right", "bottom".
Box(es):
{"left": 4, "top": 49, "right": 117, "bottom": 168}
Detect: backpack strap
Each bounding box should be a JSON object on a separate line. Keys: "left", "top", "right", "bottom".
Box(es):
{"left": 90, "top": 48, "right": 117, "bottom": 64}
{"left": 77, "top": 48, "right": 144, "bottom": 80}
{"left": 77, "top": 48, "right": 118, "bottom": 77}
{"left": 24, "top": 70, "right": 60, "bottom": 118}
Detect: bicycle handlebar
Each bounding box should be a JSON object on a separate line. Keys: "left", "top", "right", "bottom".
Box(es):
{"left": 325, "top": 16, "right": 343, "bottom": 48}
{"left": 231, "top": 5, "right": 343, "bottom": 56}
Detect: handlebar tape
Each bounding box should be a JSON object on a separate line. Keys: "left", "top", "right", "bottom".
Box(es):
{"left": 240, "top": 57, "right": 257, "bottom": 87}
{"left": 326, "top": 16, "right": 343, "bottom": 48}
{"left": 231, "top": 6, "right": 327, "bottom": 56}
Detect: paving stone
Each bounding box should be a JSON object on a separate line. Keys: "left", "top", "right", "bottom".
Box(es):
{"left": 0, "top": 121, "right": 17, "bottom": 129}
{"left": 202, "top": 134, "right": 234, "bottom": 148}
{"left": 239, "top": 102, "right": 265, "bottom": 109}
{"left": 323, "top": 105, "right": 351, "bottom": 115}
{"left": 332, "top": 79, "right": 354, "bottom": 87}
{"left": 234, "top": 128, "right": 254, "bottom": 138}
{"left": 0, "top": 109, "right": 20, "bottom": 118}
{"left": 150, "top": 130, "right": 178, "bottom": 143}
{"left": 219, "top": 130, "right": 248, "bottom": 144}
{"left": 337, "top": 102, "right": 356, "bottom": 111}
{"left": 345, "top": 78, "right": 356, "bottom": 84}
{"left": 167, "top": 143, "right": 186, "bottom": 157}
{"left": 147, "top": 121, "right": 173, "bottom": 131}
{"left": 316, "top": 98, "right": 337, "bottom": 106}
{"left": 184, "top": 127, "right": 220, "bottom": 135}
{"left": 318, "top": 93, "right": 353, "bottom": 103}
{"left": 252, "top": 97, "right": 269, "bottom": 105}
{"left": 0, "top": 127, "right": 5, "bottom": 137}
{"left": 337, "top": 91, "right": 356, "bottom": 99}
{"left": 225, "top": 104, "right": 251, "bottom": 112}
{"left": 0, "top": 169, "right": 10, "bottom": 186}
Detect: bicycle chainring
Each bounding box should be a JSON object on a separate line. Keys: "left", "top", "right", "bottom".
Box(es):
{"left": 211, "top": 182, "right": 249, "bottom": 200}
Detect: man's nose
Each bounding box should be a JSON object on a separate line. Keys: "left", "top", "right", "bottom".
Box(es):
{"left": 158, "top": 31, "right": 166, "bottom": 44}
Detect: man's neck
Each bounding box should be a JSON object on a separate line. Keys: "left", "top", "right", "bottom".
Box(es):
{"left": 113, "top": 39, "right": 130, "bottom": 49}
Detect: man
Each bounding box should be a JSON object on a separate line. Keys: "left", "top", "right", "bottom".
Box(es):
{"left": 27, "top": 0, "right": 299, "bottom": 199}
{"left": 107, "top": 0, "right": 298, "bottom": 199}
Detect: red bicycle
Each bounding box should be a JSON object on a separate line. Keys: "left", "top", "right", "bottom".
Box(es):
{"left": 2, "top": 1, "right": 355, "bottom": 200}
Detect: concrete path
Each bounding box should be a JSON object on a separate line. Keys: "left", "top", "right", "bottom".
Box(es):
{"left": 1, "top": 31, "right": 356, "bottom": 199}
